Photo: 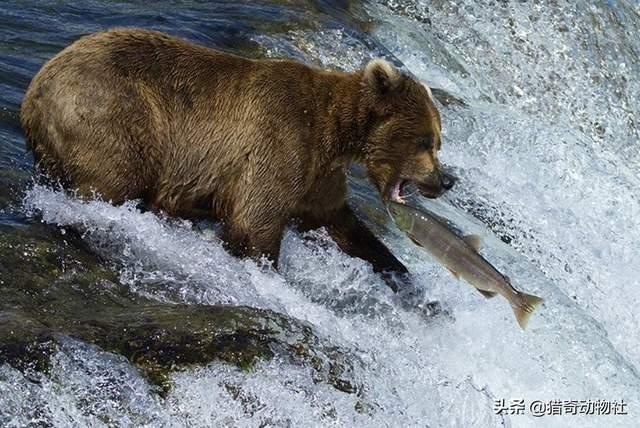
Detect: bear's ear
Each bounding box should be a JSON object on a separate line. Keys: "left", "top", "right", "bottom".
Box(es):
{"left": 363, "top": 59, "right": 402, "bottom": 95}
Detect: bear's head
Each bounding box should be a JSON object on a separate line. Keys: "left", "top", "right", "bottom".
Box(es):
{"left": 360, "top": 59, "right": 455, "bottom": 201}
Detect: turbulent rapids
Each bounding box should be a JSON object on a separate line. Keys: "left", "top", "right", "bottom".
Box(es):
{"left": 1, "top": 1, "right": 640, "bottom": 427}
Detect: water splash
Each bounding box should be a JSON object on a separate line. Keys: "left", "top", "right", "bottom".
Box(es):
{"left": 367, "top": 0, "right": 640, "bottom": 372}
{"left": 4, "top": 0, "right": 640, "bottom": 425}
{"left": 13, "top": 181, "right": 639, "bottom": 426}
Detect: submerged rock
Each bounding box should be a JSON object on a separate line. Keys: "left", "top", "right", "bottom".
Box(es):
{"left": 0, "top": 223, "right": 361, "bottom": 394}
{"left": 0, "top": 167, "right": 29, "bottom": 210}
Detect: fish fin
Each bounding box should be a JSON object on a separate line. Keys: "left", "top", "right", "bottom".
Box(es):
{"left": 512, "top": 292, "right": 544, "bottom": 330}
{"left": 463, "top": 234, "right": 481, "bottom": 251}
{"left": 446, "top": 267, "right": 460, "bottom": 279}
{"left": 477, "top": 289, "right": 497, "bottom": 299}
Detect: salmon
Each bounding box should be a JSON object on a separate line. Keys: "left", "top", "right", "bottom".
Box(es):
{"left": 388, "top": 201, "right": 543, "bottom": 329}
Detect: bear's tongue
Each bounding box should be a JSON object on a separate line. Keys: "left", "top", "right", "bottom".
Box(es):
{"left": 390, "top": 179, "right": 408, "bottom": 203}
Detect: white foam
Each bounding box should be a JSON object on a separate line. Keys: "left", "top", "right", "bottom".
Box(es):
{"left": 5, "top": 1, "right": 640, "bottom": 425}
{"left": 10, "top": 181, "right": 639, "bottom": 426}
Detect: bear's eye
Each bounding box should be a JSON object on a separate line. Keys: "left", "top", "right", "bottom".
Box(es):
{"left": 417, "top": 138, "right": 432, "bottom": 151}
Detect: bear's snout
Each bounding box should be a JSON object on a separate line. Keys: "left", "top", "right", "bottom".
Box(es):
{"left": 417, "top": 169, "right": 456, "bottom": 198}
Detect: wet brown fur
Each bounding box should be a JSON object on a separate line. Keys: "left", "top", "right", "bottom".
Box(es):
{"left": 21, "top": 28, "right": 446, "bottom": 276}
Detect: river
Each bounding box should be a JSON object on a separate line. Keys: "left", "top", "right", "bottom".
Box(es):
{"left": 1, "top": 1, "right": 639, "bottom": 427}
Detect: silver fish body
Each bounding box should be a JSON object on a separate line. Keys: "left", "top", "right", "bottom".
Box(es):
{"left": 388, "top": 201, "right": 543, "bottom": 329}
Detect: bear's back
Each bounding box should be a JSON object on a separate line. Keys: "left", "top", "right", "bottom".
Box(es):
{"left": 20, "top": 28, "right": 321, "bottom": 208}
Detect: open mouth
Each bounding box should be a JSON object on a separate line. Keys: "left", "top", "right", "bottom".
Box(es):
{"left": 390, "top": 179, "right": 410, "bottom": 203}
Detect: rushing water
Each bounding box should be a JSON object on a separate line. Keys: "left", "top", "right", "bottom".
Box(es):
{"left": 1, "top": 1, "right": 640, "bottom": 427}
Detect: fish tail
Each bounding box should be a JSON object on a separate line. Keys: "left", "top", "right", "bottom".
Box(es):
{"left": 512, "top": 292, "right": 544, "bottom": 330}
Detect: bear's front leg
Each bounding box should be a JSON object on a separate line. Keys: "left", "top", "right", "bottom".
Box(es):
{"left": 223, "top": 220, "right": 285, "bottom": 266}
{"left": 222, "top": 198, "right": 288, "bottom": 267}
{"left": 300, "top": 203, "right": 410, "bottom": 292}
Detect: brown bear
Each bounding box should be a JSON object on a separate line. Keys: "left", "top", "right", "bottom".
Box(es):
{"left": 21, "top": 28, "right": 454, "bottom": 285}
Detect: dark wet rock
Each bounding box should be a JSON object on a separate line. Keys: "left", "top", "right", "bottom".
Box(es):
{"left": 0, "top": 167, "right": 29, "bottom": 210}
{"left": 265, "top": 0, "right": 371, "bottom": 33}
{"left": 69, "top": 304, "right": 360, "bottom": 395}
{"left": 0, "top": 309, "right": 56, "bottom": 374}
{"left": 0, "top": 223, "right": 361, "bottom": 394}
